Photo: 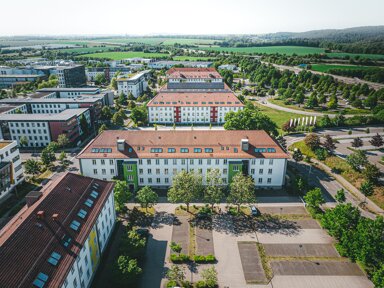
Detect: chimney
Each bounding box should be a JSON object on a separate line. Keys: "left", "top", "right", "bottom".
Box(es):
{"left": 37, "top": 211, "right": 45, "bottom": 219}
{"left": 241, "top": 139, "right": 249, "bottom": 151}
{"left": 52, "top": 214, "right": 59, "bottom": 221}
{"left": 26, "top": 191, "right": 42, "bottom": 207}
{"left": 117, "top": 139, "right": 125, "bottom": 152}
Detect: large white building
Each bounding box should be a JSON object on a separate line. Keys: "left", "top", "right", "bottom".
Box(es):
{"left": 117, "top": 70, "right": 151, "bottom": 98}
{"left": 0, "top": 173, "right": 116, "bottom": 288}
{"left": 0, "top": 140, "right": 24, "bottom": 200}
{"left": 78, "top": 130, "right": 288, "bottom": 191}
{"left": 147, "top": 67, "right": 244, "bottom": 124}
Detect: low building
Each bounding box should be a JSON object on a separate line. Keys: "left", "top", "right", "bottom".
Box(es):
{"left": 0, "top": 140, "right": 24, "bottom": 200}
{"left": 218, "top": 64, "right": 237, "bottom": 71}
{"left": 0, "top": 108, "right": 91, "bottom": 147}
{"left": 166, "top": 67, "right": 224, "bottom": 90}
{"left": 0, "top": 75, "right": 45, "bottom": 89}
{"left": 117, "top": 70, "right": 151, "bottom": 98}
{"left": 148, "top": 61, "right": 213, "bottom": 70}
{"left": 77, "top": 130, "right": 288, "bottom": 191}
{"left": 0, "top": 173, "right": 116, "bottom": 288}
{"left": 85, "top": 67, "right": 131, "bottom": 82}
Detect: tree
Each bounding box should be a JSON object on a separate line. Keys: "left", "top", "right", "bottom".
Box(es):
{"left": 98, "top": 123, "right": 108, "bottom": 134}
{"left": 168, "top": 171, "right": 203, "bottom": 211}
{"left": 166, "top": 265, "right": 186, "bottom": 286}
{"left": 57, "top": 134, "right": 69, "bottom": 148}
{"left": 47, "top": 141, "right": 59, "bottom": 152}
{"left": 335, "top": 189, "right": 346, "bottom": 203}
{"left": 303, "top": 187, "right": 325, "bottom": 209}
{"left": 24, "top": 159, "right": 40, "bottom": 176}
{"left": 227, "top": 173, "right": 255, "bottom": 212}
{"left": 117, "top": 92, "right": 127, "bottom": 106}
{"left": 323, "top": 135, "right": 336, "bottom": 153}
{"left": 369, "top": 133, "right": 384, "bottom": 148}
{"left": 115, "top": 256, "right": 142, "bottom": 284}
{"left": 292, "top": 148, "right": 304, "bottom": 162}
{"left": 136, "top": 186, "right": 158, "bottom": 212}
{"left": 127, "top": 92, "right": 135, "bottom": 101}
{"left": 204, "top": 169, "right": 225, "bottom": 209}
{"left": 130, "top": 106, "right": 148, "bottom": 125}
{"left": 200, "top": 266, "right": 218, "bottom": 288}
{"left": 41, "top": 147, "right": 56, "bottom": 168}
{"left": 363, "top": 163, "right": 380, "bottom": 184}
{"left": 80, "top": 114, "right": 89, "bottom": 136}
{"left": 120, "top": 230, "right": 146, "bottom": 258}
{"left": 95, "top": 73, "right": 107, "bottom": 85}
{"left": 110, "top": 77, "right": 118, "bottom": 90}
{"left": 114, "top": 180, "right": 132, "bottom": 212}
{"left": 295, "top": 176, "right": 307, "bottom": 195}
{"left": 327, "top": 95, "right": 338, "bottom": 109}
{"left": 19, "top": 136, "right": 28, "bottom": 147}
{"left": 360, "top": 180, "right": 374, "bottom": 202}
{"left": 101, "top": 106, "right": 112, "bottom": 120}
{"left": 351, "top": 137, "right": 363, "bottom": 148}
{"left": 346, "top": 150, "right": 368, "bottom": 172}
{"left": 224, "top": 108, "right": 278, "bottom": 136}
{"left": 58, "top": 151, "right": 67, "bottom": 166}
{"left": 304, "top": 133, "right": 320, "bottom": 150}
{"left": 112, "top": 112, "right": 125, "bottom": 126}
{"left": 373, "top": 264, "right": 384, "bottom": 288}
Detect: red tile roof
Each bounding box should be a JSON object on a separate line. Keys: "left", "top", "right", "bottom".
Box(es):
{"left": 77, "top": 130, "right": 288, "bottom": 160}
{"left": 147, "top": 91, "right": 244, "bottom": 107}
{"left": 166, "top": 67, "right": 222, "bottom": 79}
{"left": 0, "top": 173, "right": 114, "bottom": 288}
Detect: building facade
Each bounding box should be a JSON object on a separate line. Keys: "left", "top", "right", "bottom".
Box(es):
{"left": 147, "top": 67, "right": 244, "bottom": 124}
{"left": 85, "top": 67, "right": 131, "bottom": 82}
{"left": 0, "top": 173, "right": 116, "bottom": 288}
{"left": 78, "top": 130, "right": 288, "bottom": 191}
{"left": 0, "top": 75, "right": 44, "bottom": 89}
{"left": 0, "top": 140, "right": 24, "bottom": 200}
{"left": 117, "top": 70, "right": 150, "bottom": 98}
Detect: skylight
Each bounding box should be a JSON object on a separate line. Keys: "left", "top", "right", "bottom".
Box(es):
{"left": 85, "top": 198, "right": 94, "bottom": 208}
{"left": 47, "top": 252, "right": 62, "bottom": 266}
{"left": 70, "top": 220, "right": 81, "bottom": 231}
{"left": 90, "top": 191, "right": 99, "bottom": 199}
{"left": 77, "top": 209, "right": 88, "bottom": 219}
{"left": 33, "top": 272, "right": 49, "bottom": 287}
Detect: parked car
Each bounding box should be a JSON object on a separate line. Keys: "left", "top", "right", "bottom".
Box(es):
{"left": 251, "top": 206, "right": 259, "bottom": 216}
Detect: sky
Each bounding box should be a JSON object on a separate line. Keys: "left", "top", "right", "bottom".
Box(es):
{"left": 1, "top": 0, "right": 383, "bottom": 36}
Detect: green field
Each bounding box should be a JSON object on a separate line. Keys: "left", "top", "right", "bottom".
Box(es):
{"left": 202, "top": 46, "right": 326, "bottom": 56}
{"left": 78, "top": 51, "right": 169, "bottom": 60}
{"left": 87, "top": 37, "right": 219, "bottom": 46}
{"left": 253, "top": 102, "right": 311, "bottom": 132}
{"left": 56, "top": 46, "right": 116, "bottom": 54}
{"left": 311, "top": 64, "right": 383, "bottom": 73}
{"left": 326, "top": 52, "right": 384, "bottom": 60}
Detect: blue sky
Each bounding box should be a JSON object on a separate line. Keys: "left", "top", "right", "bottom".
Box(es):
{"left": 1, "top": 0, "right": 383, "bottom": 36}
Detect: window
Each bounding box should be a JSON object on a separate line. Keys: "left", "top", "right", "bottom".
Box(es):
{"left": 223, "top": 169, "right": 228, "bottom": 174}
{"left": 102, "top": 169, "right": 106, "bottom": 175}
{"left": 139, "top": 169, "right": 143, "bottom": 174}
{"left": 150, "top": 148, "right": 163, "bottom": 153}
{"left": 190, "top": 159, "right": 194, "bottom": 165}
{"left": 233, "top": 165, "right": 239, "bottom": 171}
{"left": 267, "top": 178, "right": 272, "bottom": 184}
{"left": 156, "top": 168, "right": 160, "bottom": 174}
{"left": 181, "top": 159, "right": 186, "bottom": 165}
{"left": 215, "top": 159, "right": 219, "bottom": 165}
{"left": 269, "top": 159, "right": 274, "bottom": 165}
{"left": 258, "top": 178, "right": 263, "bottom": 184}
{"left": 180, "top": 148, "right": 189, "bottom": 153}
{"left": 168, "top": 148, "right": 176, "bottom": 153}
{"left": 110, "top": 159, "right": 114, "bottom": 165}
{"left": 251, "top": 169, "right": 255, "bottom": 174}
{"left": 260, "top": 159, "right": 264, "bottom": 165}
{"left": 147, "top": 159, "right": 151, "bottom": 165}
{"left": 147, "top": 169, "right": 152, "bottom": 174}
{"left": 156, "top": 159, "right": 160, "bottom": 165}
{"left": 259, "top": 169, "right": 263, "bottom": 174}
{"left": 156, "top": 178, "right": 161, "bottom": 183}
{"left": 268, "top": 168, "right": 272, "bottom": 174}
{"left": 148, "top": 178, "right": 152, "bottom": 183}
{"left": 207, "top": 159, "right": 211, "bottom": 165}
{"left": 164, "top": 168, "right": 169, "bottom": 175}
{"left": 140, "top": 178, "right": 144, "bottom": 183}
{"left": 194, "top": 148, "right": 202, "bottom": 153}
{"left": 165, "top": 178, "right": 169, "bottom": 184}
{"left": 93, "top": 169, "right": 97, "bottom": 175}
{"left": 205, "top": 148, "right": 213, "bottom": 153}
{"left": 92, "top": 159, "right": 96, "bottom": 165}
{"left": 110, "top": 169, "right": 115, "bottom": 174}
{"left": 101, "top": 159, "right": 105, "bottom": 165}
{"left": 127, "top": 165, "right": 133, "bottom": 171}
{"left": 127, "top": 175, "right": 133, "bottom": 181}
{"left": 234, "top": 148, "right": 238, "bottom": 153}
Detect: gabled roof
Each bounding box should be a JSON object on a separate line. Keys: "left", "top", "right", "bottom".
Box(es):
{"left": 0, "top": 173, "right": 114, "bottom": 288}
{"left": 77, "top": 130, "right": 288, "bottom": 160}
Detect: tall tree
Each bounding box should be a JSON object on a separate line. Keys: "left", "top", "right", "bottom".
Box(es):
{"left": 41, "top": 147, "right": 56, "bottom": 168}
{"left": 114, "top": 180, "right": 132, "bottom": 212}
{"left": 168, "top": 171, "right": 203, "bottom": 211}
{"left": 57, "top": 134, "right": 69, "bottom": 148}
{"left": 204, "top": 169, "right": 225, "bottom": 209}
{"left": 24, "top": 159, "right": 40, "bottom": 176}
{"left": 303, "top": 188, "right": 325, "bottom": 210}
{"left": 227, "top": 173, "right": 255, "bottom": 212}
{"left": 136, "top": 186, "right": 158, "bottom": 212}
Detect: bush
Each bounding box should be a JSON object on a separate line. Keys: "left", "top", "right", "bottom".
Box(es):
{"left": 170, "top": 241, "right": 182, "bottom": 253}
{"left": 314, "top": 148, "right": 328, "bottom": 161}
{"left": 170, "top": 253, "right": 190, "bottom": 263}
{"left": 193, "top": 254, "right": 216, "bottom": 263}
{"left": 166, "top": 280, "right": 177, "bottom": 288}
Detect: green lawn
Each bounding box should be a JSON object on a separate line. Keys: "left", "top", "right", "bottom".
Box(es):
{"left": 202, "top": 46, "right": 326, "bottom": 56}
{"left": 77, "top": 51, "right": 170, "bottom": 60}
{"left": 254, "top": 102, "right": 310, "bottom": 132}
{"left": 310, "top": 64, "right": 383, "bottom": 73}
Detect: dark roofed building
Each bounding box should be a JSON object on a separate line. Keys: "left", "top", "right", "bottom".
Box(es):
{"left": 0, "top": 173, "right": 116, "bottom": 288}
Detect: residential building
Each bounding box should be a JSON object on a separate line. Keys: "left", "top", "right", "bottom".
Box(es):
{"left": 147, "top": 67, "right": 244, "bottom": 124}
{"left": 0, "top": 108, "right": 91, "bottom": 147}
{"left": 0, "top": 140, "right": 24, "bottom": 200}
{"left": 85, "top": 67, "right": 131, "bottom": 82}
{"left": 77, "top": 130, "right": 288, "bottom": 191}
{"left": 0, "top": 173, "right": 116, "bottom": 288}
{"left": 148, "top": 61, "right": 213, "bottom": 69}
{"left": 117, "top": 70, "right": 151, "bottom": 98}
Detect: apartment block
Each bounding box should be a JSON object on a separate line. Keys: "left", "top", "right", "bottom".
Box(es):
{"left": 117, "top": 70, "right": 151, "bottom": 98}
{"left": 0, "top": 173, "right": 116, "bottom": 288}
{"left": 77, "top": 130, "right": 288, "bottom": 191}
{"left": 0, "top": 140, "right": 24, "bottom": 200}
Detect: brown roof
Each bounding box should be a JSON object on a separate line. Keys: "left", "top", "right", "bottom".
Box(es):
{"left": 77, "top": 130, "right": 288, "bottom": 160}
{"left": 147, "top": 91, "right": 244, "bottom": 107}
{"left": 166, "top": 67, "right": 222, "bottom": 79}
{"left": 0, "top": 173, "right": 114, "bottom": 288}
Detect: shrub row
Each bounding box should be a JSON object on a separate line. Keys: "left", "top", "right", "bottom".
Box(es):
{"left": 193, "top": 254, "right": 216, "bottom": 263}
{"left": 170, "top": 253, "right": 190, "bottom": 263}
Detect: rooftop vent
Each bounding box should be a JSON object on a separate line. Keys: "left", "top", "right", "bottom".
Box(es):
{"left": 52, "top": 214, "right": 59, "bottom": 221}
{"left": 36, "top": 211, "right": 45, "bottom": 219}
{"left": 26, "top": 191, "right": 42, "bottom": 207}
{"left": 117, "top": 139, "right": 125, "bottom": 152}
{"left": 241, "top": 139, "right": 249, "bottom": 151}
